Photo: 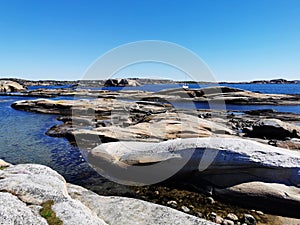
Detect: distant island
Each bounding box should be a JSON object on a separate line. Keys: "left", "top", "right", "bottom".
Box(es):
{"left": 0, "top": 77, "right": 299, "bottom": 88}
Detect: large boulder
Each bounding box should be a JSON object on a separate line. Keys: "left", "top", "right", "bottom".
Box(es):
{"left": 88, "top": 137, "right": 300, "bottom": 215}
{"left": 215, "top": 182, "right": 300, "bottom": 218}
{"left": 244, "top": 119, "right": 300, "bottom": 140}
{"left": 0, "top": 80, "right": 27, "bottom": 92}
{"left": 89, "top": 137, "right": 300, "bottom": 189}
{"left": 0, "top": 163, "right": 214, "bottom": 225}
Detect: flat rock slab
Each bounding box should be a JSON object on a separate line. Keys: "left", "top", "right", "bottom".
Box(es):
{"left": 0, "top": 163, "right": 213, "bottom": 225}
{"left": 67, "top": 183, "right": 215, "bottom": 225}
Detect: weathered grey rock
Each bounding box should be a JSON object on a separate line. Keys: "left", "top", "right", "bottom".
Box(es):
{"left": 52, "top": 199, "right": 107, "bottom": 225}
{"left": 0, "top": 192, "right": 48, "bottom": 225}
{"left": 0, "top": 80, "right": 27, "bottom": 92}
{"left": 67, "top": 183, "right": 215, "bottom": 225}
{"left": 90, "top": 137, "right": 300, "bottom": 186}
{"left": 215, "top": 182, "right": 300, "bottom": 218}
{"left": 244, "top": 119, "right": 300, "bottom": 140}
{"left": 72, "top": 112, "right": 233, "bottom": 145}
{"left": 0, "top": 164, "right": 69, "bottom": 204}
{"left": 0, "top": 163, "right": 215, "bottom": 225}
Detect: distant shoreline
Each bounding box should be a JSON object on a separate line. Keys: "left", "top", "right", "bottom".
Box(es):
{"left": 1, "top": 77, "right": 299, "bottom": 87}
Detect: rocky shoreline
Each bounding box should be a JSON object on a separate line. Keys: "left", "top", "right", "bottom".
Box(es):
{"left": 2, "top": 79, "right": 300, "bottom": 224}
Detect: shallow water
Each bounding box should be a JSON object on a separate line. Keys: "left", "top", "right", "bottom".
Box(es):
{"left": 77, "top": 83, "right": 300, "bottom": 94}
{"left": 0, "top": 96, "right": 94, "bottom": 183}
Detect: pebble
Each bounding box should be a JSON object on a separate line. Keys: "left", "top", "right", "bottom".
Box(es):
{"left": 256, "top": 210, "right": 264, "bottom": 215}
{"left": 222, "top": 219, "right": 234, "bottom": 225}
{"left": 209, "top": 212, "right": 217, "bottom": 219}
{"left": 226, "top": 213, "right": 239, "bottom": 221}
{"left": 215, "top": 215, "right": 224, "bottom": 224}
{"left": 154, "top": 190, "right": 159, "bottom": 195}
{"left": 188, "top": 204, "right": 194, "bottom": 209}
{"left": 166, "top": 200, "right": 178, "bottom": 208}
{"left": 206, "top": 197, "right": 215, "bottom": 204}
{"left": 196, "top": 212, "right": 203, "bottom": 218}
{"left": 244, "top": 214, "right": 257, "bottom": 225}
{"left": 181, "top": 205, "right": 190, "bottom": 213}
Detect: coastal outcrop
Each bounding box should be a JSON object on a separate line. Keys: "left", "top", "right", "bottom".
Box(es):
{"left": 104, "top": 78, "right": 140, "bottom": 87}
{"left": 243, "top": 118, "right": 300, "bottom": 140}
{"left": 89, "top": 137, "right": 300, "bottom": 216}
{"left": 0, "top": 162, "right": 215, "bottom": 225}
{"left": 9, "top": 84, "right": 300, "bottom": 221}
{"left": 7, "top": 85, "right": 300, "bottom": 105}
{"left": 0, "top": 80, "right": 27, "bottom": 92}
{"left": 90, "top": 137, "right": 300, "bottom": 185}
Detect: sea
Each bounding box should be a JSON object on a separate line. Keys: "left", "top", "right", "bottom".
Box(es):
{"left": 0, "top": 83, "right": 299, "bottom": 189}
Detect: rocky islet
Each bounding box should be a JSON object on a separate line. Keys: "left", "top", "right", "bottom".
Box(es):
{"left": 2, "top": 79, "right": 300, "bottom": 224}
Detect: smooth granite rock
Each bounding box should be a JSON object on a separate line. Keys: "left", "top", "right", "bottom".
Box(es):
{"left": 0, "top": 80, "right": 27, "bottom": 92}
{"left": 0, "top": 192, "right": 48, "bottom": 225}
{"left": 90, "top": 137, "right": 300, "bottom": 188}
{"left": 0, "top": 162, "right": 214, "bottom": 225}
{"left": 67, "top": 183, "right": 215, "bottom": 225}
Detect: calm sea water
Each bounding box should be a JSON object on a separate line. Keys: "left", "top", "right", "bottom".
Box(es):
{"left": 0, "top": 83, "right": 299, "bottom": 187}
{"left": 77, "top": 83, "right": 300, "bottom": 94}
{"left": 0, "top": 96, "right": 96, "bottom": 183}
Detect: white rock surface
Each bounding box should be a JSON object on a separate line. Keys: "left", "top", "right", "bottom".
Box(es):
{"left": 0, "top": 80, "right": 26, "bottom": 92}
{"left": 90, "top": 137, "right": 300, "bottom": 186}
{"left": 67, "top": 183, "right": 214, "bottom": 225}
{"left": 0, "top": 164, "right": 69, "bottom": 204}
{"left": 0, "top": 162, "right": 214, "bottom": 225}
{"left": 0, "top": 192, "right": 47, "bottom": 225}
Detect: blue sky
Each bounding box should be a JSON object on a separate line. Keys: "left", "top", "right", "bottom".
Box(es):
{"left": 0, "top": 0, "right": 299, "bottom": 81}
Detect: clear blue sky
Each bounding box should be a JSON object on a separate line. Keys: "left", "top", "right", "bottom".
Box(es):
{"left": 0, "top": 0, "right": 299, "bottom": 81}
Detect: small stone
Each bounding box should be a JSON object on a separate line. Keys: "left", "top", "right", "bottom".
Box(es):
{"left": 181, "top": 205, "right": 190, "bottom": 213}
{"left": 256, "top": 211, "right": 264, "bottom": 215}
{"left": 196, "top": 212, "right": 203, "bottom": 218}
{"left": 215, "top": 215, "right": 224, "bottom": 224}
{"left": 0, "top": 159, "right": 11, "bottom": 168}
{"left": 206, "top": 197, "right": 215, "bottom": 204}
{"left": 188, "top": 204, "right": 194, "bottom": 209}
{"left": 222, "top": 219, "right": 235, "bottom": 225}
{"left": 244, "top": 214, "right": 257, "bottom": 225}
{"left": 226, "top": 213, "right": 239, "bottom": 221}
{"left": 154, "top": 190, "right": 159, "bottom": 195}
{"left": 166, "top": 200, "right": 178, "bottom": 208}
{"left": 210, "top": 212, "right": 217, "bottom": 220}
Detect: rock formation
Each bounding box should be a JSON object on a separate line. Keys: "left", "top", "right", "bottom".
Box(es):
{"left": 0, "top": 80, "right": 27, "bottom": 92}
{"left": 104, "top": 78, "right": 140, "bottom": 87}
{"left": 0, "top": 163, "right": 214, "bottom": 225}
